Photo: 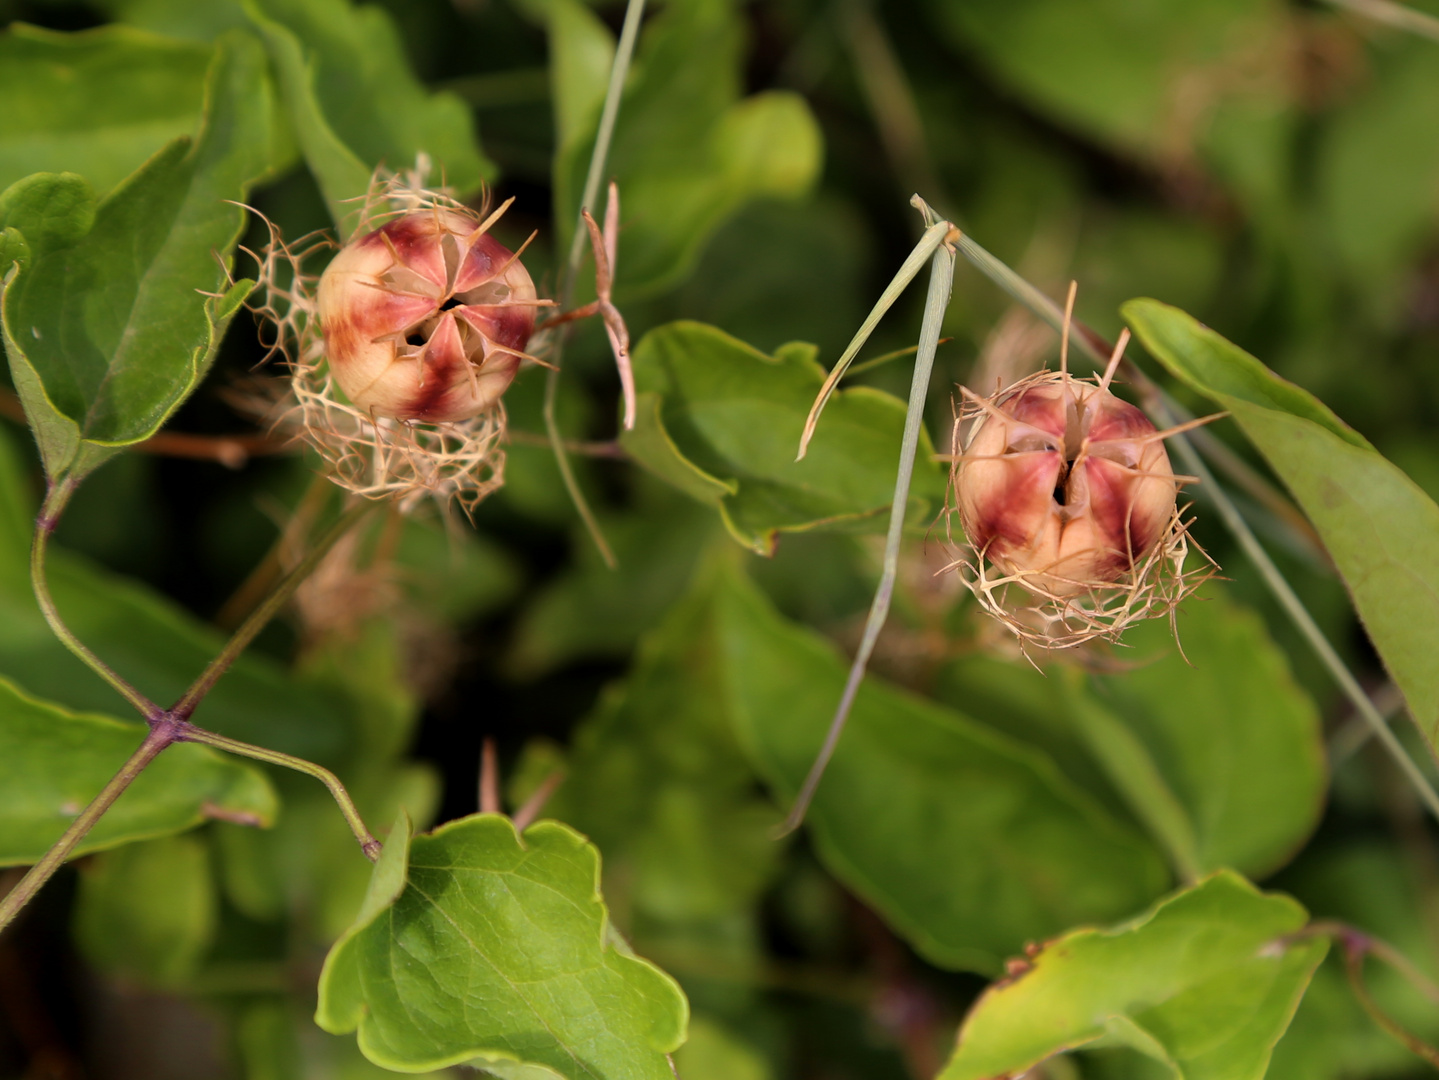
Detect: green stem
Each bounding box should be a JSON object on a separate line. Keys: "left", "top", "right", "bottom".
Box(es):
{"left": 32, "top": 479, "right": 159, "bottom": 720}
{"left": 215, "top": 471, "right": 334, "bottom": 631}
{"left": 565, "top": 0, "right": 648, "bottom": 281}
{"left": 1321, "top": 921, "right": 1439, "bottom": 1067}
{"left": 543, "top": 368, "right": 617, "bottom": 569}
{"left": 180, "top": 725, "right": 380, "bottom": 861}
{"left": 172, "top": 500, "right": 376, "bottom": 722}
{"left": 0, "top": 725, "right": 172, "bottom": 934}
{"left": 778, "top": 202, "right": 956, "bottom": 835}
{"left": 542, "top": 0, "right": 647, "bottom": 570}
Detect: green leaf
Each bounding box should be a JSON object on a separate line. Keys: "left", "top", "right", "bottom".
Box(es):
{"left": 1123, "top": 298, "right": 1439, "bottom": 753}
{"left": 247, "top": 0, "right": 492, "bottom": 236}
{"left": 548, "top": 0, "right": 821, "bottom": 297}
{"left": 473, "top": 1060, "right": 569, "bottom": 1080}
{"left": 73, "top": 832, "right": 217, "bottom": 986}
{"left": 621, "top": 322, "right": 946, "bottom": 556}
{"left": 713, "top": 564, "right": 1168, "bottom": 973}
{"left": 0, "top": 33, "right": 278, "bottom": 479}
{"left": 0, "top": 675, "right": 277, "bottom": 865}
{"left": 0, "top": 24, "right": 213, "bottom": 196}
{"left": 1078, "top": 583, "right": 1326, "bottom": 880}
{"left": 940, "top": 871, "right": 1328, "bottom": 1080}
{"left": 315, "top": 813, "right": 689, "bottom": 1079}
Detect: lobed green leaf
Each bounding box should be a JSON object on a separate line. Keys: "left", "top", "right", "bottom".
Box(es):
{"left": 621, "top": 322, "right": 945, "bottom": 555}
{"left": 941, "top": 872, "right": 1328, "bottom": 1080}
{"left": 315, "top": 813, "right": 689, "bottom": 1079}
{"left": 1124, "top": 298, "right": 1439, "bottom": 754}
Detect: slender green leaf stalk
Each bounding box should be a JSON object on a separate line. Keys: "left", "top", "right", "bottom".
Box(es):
{"left": 543, "top": 364, "right": 617, "bottom": 569}
{"left": 32, "top": 479, "right": 159, "bottom": 720}
{"left": 951, "top": 233, "right": 1439, "bottom": 823}
{"left": 172, "top": 499, "right": 379, "bottom": 721}
{"left": 566, "top": 0, "right": 647, "bottom": 278}
{"left": 1, "top": 489, "right": 385, "bottom": 935}
{"left": 542, "top": 0, "right": 648, "bottom": 569}
{"left": 180, "top": 726, "right": 380, "bottom": 861}
{"left": 779, "top": 198, "right": 957, "bottom": 835}
{"left": 1293, "top": 920, "right": 1439, "bottom": 1065}
{"left": 0, "top": 725, "right": 172, "bottom": 934}
{"left": 845, "top": 340, "right": 941, "bottom": 378}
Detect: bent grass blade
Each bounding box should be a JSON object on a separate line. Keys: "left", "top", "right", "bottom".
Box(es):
{"left": 780, "top": 197, "right": 957, "bottom": 835}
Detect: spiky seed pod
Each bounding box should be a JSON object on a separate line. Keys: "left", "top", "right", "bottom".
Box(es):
{"left": 317, "top": 209, "right": 538, "bottom": 423}
{"left": 957, "top": 374, "right": 1177, "bottom": 596}
{"left": 952, "top": 364, "right": 1214, "bottom": 650}
{"left": 242, "top": 170, "right": 548, "bottom": 514}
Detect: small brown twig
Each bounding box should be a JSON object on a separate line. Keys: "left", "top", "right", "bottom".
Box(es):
{"left": 480, "top": 738, "right": 501, "bottom": 815}
{"left": 0, "top": 387, "right": 290, "bottom": 468}
{"left": 506, "top": 428, "right": 628, "bottom": 459}
{"left": 512, "top": 770, "right": 566, "bottom": 832}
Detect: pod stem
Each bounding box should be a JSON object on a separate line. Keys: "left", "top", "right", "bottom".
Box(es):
{"left": 172, "top": 498, "right": 378, "bottom": 721}
{"left": 542, "top": 0, "right": 648, "bottom": 570}
{"left": 778, "top": 198, "right": 957, "bottom": 836}
{"left": 179, "top": 726, "right": 380, "bottom": 861}
{"left": 31, "top": 479, "right": 157, "bottom": 720}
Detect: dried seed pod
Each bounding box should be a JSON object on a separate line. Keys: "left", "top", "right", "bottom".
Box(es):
{"left": 241, "top": 169, "right": 552, "bottom": 513}
{"left": 951, "top": 335, "right": 1216, "bottom": 650}
{"left": 957, "top": 373, "right": 1177, "bottom": 596}
{"left": 317, "top": 208, "right": 538, "bottom": 423}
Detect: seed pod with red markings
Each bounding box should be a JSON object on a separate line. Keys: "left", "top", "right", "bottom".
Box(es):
{"left": 317, "top": 207, "right": 538, "bottom": 423}
{"left": 951, "top": 353, "right": 1216, "bottom": 649}
{"left": 957, "top": 372, "right": 1178, "bottom": 596}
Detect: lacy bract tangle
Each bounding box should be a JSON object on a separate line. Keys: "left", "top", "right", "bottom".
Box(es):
{"left": 949, "top": 364, "right": 1216, "bottom": 650}
{"left": 246, "top": 172, "right": 547, "bottom": 514}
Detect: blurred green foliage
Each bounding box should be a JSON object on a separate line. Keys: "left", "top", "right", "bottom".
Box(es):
{"left": 1, "top": 0, "right": 1438, "bottom": 1078}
